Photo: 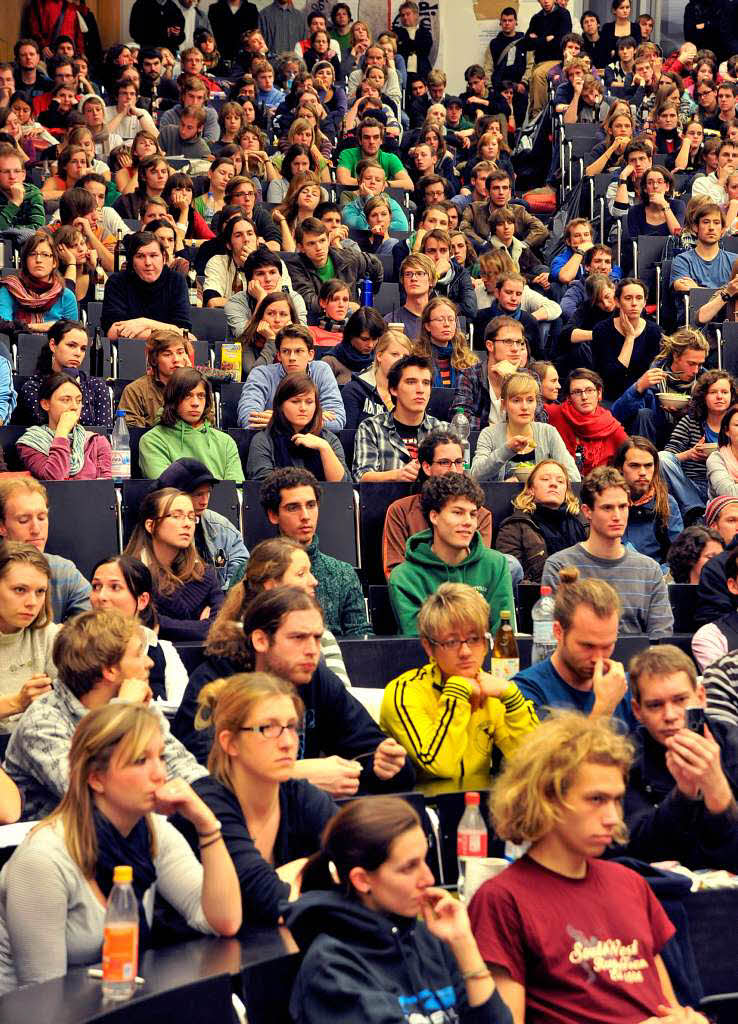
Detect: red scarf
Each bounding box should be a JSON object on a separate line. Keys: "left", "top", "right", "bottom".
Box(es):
{"left": 3, "top": 272, "right": 64, "bottom": 324}
{"left": 547, "top": 400, "right": 627, "bottom": 475}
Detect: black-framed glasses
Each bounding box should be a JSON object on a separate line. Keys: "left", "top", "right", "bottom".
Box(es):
{"left": 433, "top": 458, "right": 465, "bottom": 469}
{"left": 240, "top": 723, "right": 303, "bottom": 739}
{"left": 429, "top": 632, "right": 491, "bottom": 653}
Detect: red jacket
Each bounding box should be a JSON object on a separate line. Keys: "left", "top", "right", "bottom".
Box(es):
{"left": 25, "top": 0, "right": 85, "bottom": 54}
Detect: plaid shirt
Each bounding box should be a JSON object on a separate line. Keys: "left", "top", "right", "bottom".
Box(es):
{"left": 352, "top": 409, "right": 441, "bottom": 481}
{"left": 5, "top": 684, "right": 208, "bottom": 821}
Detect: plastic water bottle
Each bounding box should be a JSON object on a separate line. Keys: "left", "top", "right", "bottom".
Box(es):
{"left": 101, "top": 865, "right": 139, "bottom": 1001}
{"left": 457, "top": 791, "right": 488, "bottom": 899}
{"left": 531, "top": 585, "right": 556, "bottom": 664}
{"left": 111, "top": 410, "right": 131, "bottom": 481}
{"left": 450, "top": 407, "right": 471, "bottom": 468}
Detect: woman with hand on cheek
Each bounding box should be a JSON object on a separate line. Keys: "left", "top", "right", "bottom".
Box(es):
{"left": 246, "top": 374, "right": 350, "bottom": 482}
{"left": 18, "top": 373, "right": 112, "bottom": 480}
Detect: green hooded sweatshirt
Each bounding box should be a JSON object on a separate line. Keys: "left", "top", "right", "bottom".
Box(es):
{"left": 388, "top": 529, "right": 515, "bottom": 637}
{"left": 138, "top": 418, "right": 244, "bottom": 482}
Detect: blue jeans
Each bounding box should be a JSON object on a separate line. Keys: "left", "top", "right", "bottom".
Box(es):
{"left": 659, "top": 450, "right": 708, "bottom": 515}
{"left": 503, "top": 553, "right": 523, "bottom": 590}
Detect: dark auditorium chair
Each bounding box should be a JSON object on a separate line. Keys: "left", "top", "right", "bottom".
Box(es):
{"left": 337, "top": 428, "right": 356, "bottom": 468}
{"left": 359, "top": 481, "right": 412, "bottom": 586}
{"left": 219, "top": 380, "right": 243, "bottom": 429}
{"left": 120, "top": 479, "right": 241, "bottom": 545}
{"left": 374, "top": 282, "right": 401, "bottom": 316}
{"left": 241, "top": 479, "right": 359, "bottom": 565}
{"left": 86, "top": 300, "right": 103, "bottom": 330}
{"left": 227, "top": 427, "right": 259, "bottom": 477}
{"left": 188, "top": 306, "right": 229, "bottom": 342}
{"left": 45, "top": 481, "right": 119, "bottom": 579}
{"left": 16, "top": 333, "right": 112, "bottom": 378}
{"left": 480, "top": 481, "right": 523, "bottom": 543}
{"left": 718, "top": 322, "right": 738, "bottom": 376}
{"left": 127, "top": 426, "right": 148, "bottom": 478}
{"left": 516, "top": 581, "right": 540, "bottom": 635}
{"left": 668, "top": 584, "right": 698, "bottom": 634}
{"left": 93, "top": 972, "right": 234, "bottom": 1024}
{"left": 427, "top": 387, "right": 456, "bottom": 422}
{"left": 369, "top": 585, "right": 398, "bottom": 635}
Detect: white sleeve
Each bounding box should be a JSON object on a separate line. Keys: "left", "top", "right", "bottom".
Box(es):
{"left": 159, "top": 639, "right": 189, "bottom": 705}
{"left": 521, "top": 285, "right": 561, "bottom": 321}
{"left": 152, "top": 817, "right": 213, "bottom": 934}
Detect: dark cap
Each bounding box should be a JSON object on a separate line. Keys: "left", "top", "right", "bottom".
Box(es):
{"left": 444, "top": 95, "right": 463, "bottom": 108}
{"left": 156, "top": 458, "right": 218, "bottom": 493}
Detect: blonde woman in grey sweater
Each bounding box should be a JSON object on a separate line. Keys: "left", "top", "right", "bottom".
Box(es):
{"left": 470, "top": 373, "right": 580, "bottom": 483}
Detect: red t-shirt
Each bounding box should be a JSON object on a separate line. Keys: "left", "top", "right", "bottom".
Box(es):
{"left": 469, "top": 855, "right": 676, "bottom": 1024}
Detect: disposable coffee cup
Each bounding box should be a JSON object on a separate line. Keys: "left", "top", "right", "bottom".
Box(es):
{"left": 462, "top": 857, "right": 509, "bottom": 904}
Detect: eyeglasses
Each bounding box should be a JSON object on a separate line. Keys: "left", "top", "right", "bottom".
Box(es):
{"left": 162, "top": 511, "right": 197, "bottom": 523}
{"left": 570, "top": 387, "right": 598, "bottom": 398}
{"left": 232, "top": 190, "right": 254, "bottom": 199}
{"left": 497, "top": 338, "right": 526, "bottom": 349}
{"left": 240, "top": 723, "right": 303, "bottom": 739}
{"left": 698, "top": 89, "right": 715, "bottom": 96}
{"left": 429, "top": 316, "right": 456, "bottom": 325}
{"left": 404, "top": 270, "right": 428, "bottom": 279}
{"left": 429, "top": 633, "right": 491, "bottom": 652}
{"left": 433, "top": 458, "right": 465, "bottom": 469}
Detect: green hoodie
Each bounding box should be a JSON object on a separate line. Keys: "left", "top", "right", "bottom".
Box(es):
{"left": 138, "top": 418, "right": 244, "bottom": 482}
{"left": 388, "top": 529, "right": 515, "bottom": 637}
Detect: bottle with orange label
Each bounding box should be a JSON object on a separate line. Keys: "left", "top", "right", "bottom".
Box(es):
{"left": 101, "top": 865, "right": 139, "bottom": 1001}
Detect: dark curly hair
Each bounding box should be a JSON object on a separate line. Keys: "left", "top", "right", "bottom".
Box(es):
{"left": 686, "top": 369, "right": 738, "bottom": 422}
{"left": 420, "top": 472, "right": 484, "bottom": 522}
{"left": 666, "top": 525, "right": 724, "bottom": 583}
{"left": 259, "top": 467, "right": 321, "bottom": 515}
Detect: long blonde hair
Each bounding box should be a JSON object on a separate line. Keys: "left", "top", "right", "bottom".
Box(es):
{"left": 512, "top": 459, "right": 580, "bottom": 515}
{"left": 195, "top": 672, "right": 304, "bottom": 790}
{"left": 40, "top": 704, "right": 161, "bottom": 876}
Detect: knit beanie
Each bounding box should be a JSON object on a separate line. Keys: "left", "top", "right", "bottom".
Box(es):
{"left": 705, "top": 496, "right": 738, "bottom": 528}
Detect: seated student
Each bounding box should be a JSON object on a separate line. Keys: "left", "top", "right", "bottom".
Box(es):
{"left": 454, "top": 316, "right": 537, "bottom": 432}
{"left": 555, "top": 244, "right": 620, "bottom": 325}
{"left": 224, "top": 246, "right": 307, "bottom": 335}
{"left": 691, "top": 138, "right": 738, "bottom": 205}
{"left": 233, "top": 290, "right": 299, "bottom": 375}
{"left": 307, "top": 281, "right": 351, "bottom": 349}
{"left": 259, "top": 468, "right": 371, "bottom": 638}
{"left": 100, "top": 230, "right": 192, "bottom": 340}
{"left": 156, "top": 459, "right": 249, "bottom": 591}
{"left": 336, "top": 116, "right": 413, "bottom": 189}
{"left": 18, "top": 374, "right": 112, "bottom": 482}
{"left": 583, "top": 105, "right": 633, "bottom": 177}
{"left": 590, "top": 277, "right": 663, "bottom": 400}
{"left": 625, "top": 163, "right": 686, "bottom": 238}
{"left": 486, "top": 208, "right": 549, "bottom": 284}
{"left": 15, "top": 320, "right": 112, "bottom": 429}
{"left": 342, "top": 329, "right": 413, "bottom": 431}
{"left": 119, "top": 330, "right": 194, "bottom": 428}
{"left": 460, "top": 169, "right": 548, "bottom": 255}
{"left": 468, "top": 714, "right": 709, "bottom": 1024}
{"left": 287, "top": 795, "right": 512, "bottom": 1024}
{"left": 670, "top": 203, "right": 738, "bottom": 325}
{"left": 340, "top": 159, "right": 409, "bottom": 231}
{"left": 471, "top": 373, "right": 580, "bottom": 484}
{"left": 661, "top": 370, "right": 737, "bottom": 519}
{"left": 605, "top": 139, "right": 653, "bottom": 228}
{"left": 415, "top": 296, "right": 477, "bottom": 390}
{"left": 542, "top": 466, "right": 674, "bottom": 638}
{"left": 550, "top": 218, "right": 601, "bottom": 286}
{"left": 611, "top": 326, "right": 709, "bottom": 447}
{"left": 556, "top": 275, "right": 616, "bottom": 377}
{"left": 0, "top": 700, "right": 239, "bottom": 993}
{"left": 389, "top": 473, "right": 514, "bottom": 637}
{"left": 383, "top": 428, "right": 493, "bottom": 580}
{"left": 159, "top": 105, "right": 212, "bottom": 160}
{"left": 695, "top": 496, "right": 738, "bottom": 626}
{"left": 288, "top": 217, "right": 384, "bottom": 320}
{"left": 56, "top": 186, "right": 116, "bottom": 275}
{"left": 624, "top": 644, "right": 738, "bottom": 873}
{"left": 0, "top": 542, "right": 57, "bottom": 732}
{"left": 474, "top": 272, "right": 543, "bottom": 359}
{"left": 139, "top": 368, "right": 243, "bottom": 483}
{"left": 546, "top": 369, "right": 629, "bottom": 478}
{"left": 322, "top": 306, "right": 386, "bottom": 385}
{"left": 693, "top": 545, "right": 738, "bottom": 669}
{"left": 353, "top": 354, "right": 443, "bottom": 483}
{"left": 89, "top": 555, "right": 188, "bottom": 705}
{"left": 419, "top": 229, "right": 478, "bottom": 321}
{"left": 383, "top": 252, "right": 436, "bottom": 343}
{"left": 390, "top": 203, "right": 450, "bottom": 282}
{"left": 0, "top": 142, "right": 43, "bottom": 230}
{"left": 382, "top": 581, "right": 537, "bottom": 779}
{"left": 667, "top": 524, "right": 725, "bottom": 586}
{"left": 4, "top": 608, "right": 209, "bottom": 821}
{"left": 497, "top": 461, "right": 588, "bottom": 583}
{"left": 0, "top": 231, "right": 77, "bottom": 335}
{"left": 247, "top": 374, "right": 350, "bottom": 483}
{"left": 614, "top": 437, "right": 684, "bottom": 563}
{"left": 237, "top": 324, "right": 345, "bottom": 431}
{"left": 201, "top": 214, "right": 258, "bottom": 307}
{"left": 123, "top": 488, "right": 225, "bottom": 641}
{"left": 707, "top": 403, "right": 738, "bottom": 498}
{"left": 188, "top": 672, "right": 337, "bottom": 925}
{"left": 177, "top": 587, "right": 411, "bottom": 794}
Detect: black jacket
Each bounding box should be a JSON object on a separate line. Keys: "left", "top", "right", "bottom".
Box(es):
{"left": 208, "top": 0, "right": 259, "bottom": 60}
{"left": 624, "top": 719, "right": 738, "bottom": 872}
{"left": 395, "top": 25, "right": 434, "bottom": 80}
{"left": 489, "top": 31, "right": 527, "bottom": 87}
{"left": 173, "top": 654, "right": 416, "bottom": 792}
{"left": 285, "top": 891, "right": 513, "bottom": 1024}
{"left": 342, "top": 373, "right": 385, "bottom": 431}
{"left": 286, "top": 246, "right": 383, "bottom": 317}
{"left": 129, "top": 0, "right": 185, "bottom": 49}
{"left": 695, "top": 536, "right": 738, "bottom": 626}
{"left": 524, "top": 7, "right": 572, "bottom": 63}
{"left": 100, "top": 265, "right": 192, "bottom": 335}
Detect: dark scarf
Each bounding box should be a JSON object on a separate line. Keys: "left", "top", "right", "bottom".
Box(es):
{"left": 326, "top": 338, "right": 372, "bottom": 372}
{"left": 271, "top": 428, "right": 326, "bottom": 479}
{"left": 534, "top": 502, "right": 587, "bottom": 557}
{"left": 93, "top": 806, "right": 156, "bottom": 951}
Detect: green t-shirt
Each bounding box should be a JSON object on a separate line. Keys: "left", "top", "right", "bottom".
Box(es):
{"left": 315, "top": 255, "right": 336, "bottom": 282}
{"left": 336, "top": 147, "right": 405, "bottom": 180}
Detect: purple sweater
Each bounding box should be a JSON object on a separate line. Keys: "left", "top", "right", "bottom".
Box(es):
{"left": 18, "top": 434, "right": 112, "bottom": 480}
{"left": 153, "top": 566, "right": 225, "bottom": 641}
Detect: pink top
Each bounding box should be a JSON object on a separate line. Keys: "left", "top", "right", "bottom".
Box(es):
{"left": 18, "top": 434, "right": 113, "bottom": 481}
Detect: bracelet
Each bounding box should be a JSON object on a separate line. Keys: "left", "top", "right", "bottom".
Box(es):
{"left": 462, "top": 967, "right": 492, "bottom": 981}
{"left": 197, "top": 819, "right": 222, "bottom": 838}
{"left": 199, "top": 833, "right": 223, "bottom": 851}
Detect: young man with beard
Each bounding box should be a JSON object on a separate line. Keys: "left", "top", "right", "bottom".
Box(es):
{"left": 614, "top": 437, "right": 683, "bottom": 564}
{"left": 546, "top": 369, "right": 629, "bottom": 477}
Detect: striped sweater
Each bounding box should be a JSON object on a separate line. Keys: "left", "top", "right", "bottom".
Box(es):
{"left": 702, "top": 651, "right": 738, "bottom": 727}
{"left": 664, "top": 413, "right": 709, "bottom": 483}
{"left": 542, "top": 544, "right": 674, "bottom": 638}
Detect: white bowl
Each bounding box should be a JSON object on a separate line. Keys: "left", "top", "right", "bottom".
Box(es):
{"left": 657, "top": 392, "right": 690, "bottom": 410}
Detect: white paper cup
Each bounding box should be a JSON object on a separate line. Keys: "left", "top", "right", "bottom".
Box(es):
{"left": 462, "top": 857, "right": 510, "bottom": 904}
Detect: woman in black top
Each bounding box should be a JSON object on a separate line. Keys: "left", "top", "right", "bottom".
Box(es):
{"left": 555, "top": 273, "right": 616, "bottom": 378}
{"left": 626, "top": 165, "right": 686, "bottom": 239}
{"left": 190, "top": 672, "right": 336, "bottom": 926}
{"left": 591, "top": 277, "right": 663, "bottom": 399}
{"left": 599, "top": 0, "right": 641, "bottom": 63}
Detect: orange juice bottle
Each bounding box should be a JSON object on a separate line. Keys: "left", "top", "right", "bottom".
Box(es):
{"left": 101, "top": 865, "right": 139, "bottom": 1001}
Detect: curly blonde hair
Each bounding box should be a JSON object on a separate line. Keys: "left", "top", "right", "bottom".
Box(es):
{"left": 512, "top": 459, "right": 581, "bottom": 516}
